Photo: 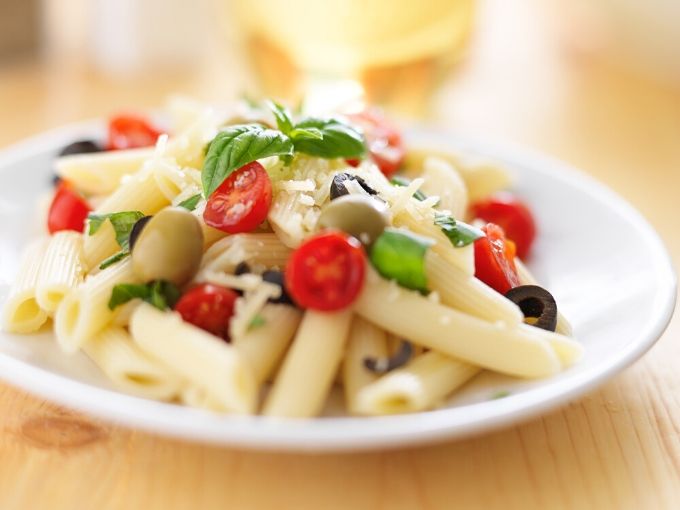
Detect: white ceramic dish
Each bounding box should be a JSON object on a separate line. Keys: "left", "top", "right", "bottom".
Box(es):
{"left": 0, "top": 121, "right": 675, "bottom": 451}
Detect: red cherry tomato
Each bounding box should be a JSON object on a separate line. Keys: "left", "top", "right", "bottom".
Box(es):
{"left": 471, "top": 194, "right": 537, "bottom": 259}
{"left": 285, "top": 231, "right": 366, "bottom": 311}
{"left": 107, "top": 114, "right": 162, "bottom": 150}
{"left": 47, "top": 181, "right": 91, "bottom": 234}
{"left": 347, "top": 109, "right": 405, "bottom": 178}
{"left": 203, "top": 161, "right": 272, "bottom": 234}
{"left": 474, "top": 223, "right": 521, "bottom": 294}
{"left": 174, "top": 284, "right": 238, "bottom": 340}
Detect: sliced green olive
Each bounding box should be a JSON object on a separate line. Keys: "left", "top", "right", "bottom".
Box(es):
{"left": 504, "top": 285, "right": 558, "bottom": 331}
{"left": 131, "top": 207, "right": 204, "bottom": 286}
{"left": 317, "top": 194, "right": 389, "bottom": 247}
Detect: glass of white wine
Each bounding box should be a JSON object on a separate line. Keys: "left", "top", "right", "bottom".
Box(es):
{"left": 229, "top": 0, "right": 476, "bottom": 116}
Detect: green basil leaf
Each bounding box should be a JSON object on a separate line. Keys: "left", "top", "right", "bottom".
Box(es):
{"left": 87, "top": 211, "right": 145, "bottom": 250}
{"left": 369, "top": 228, "right": 434, "bottom": 292}
{"left": 108, "top": 283, "right": 151, "bottom": 310}
{"left": 99, "top": 251, "right": 130, "bottom": 270}
{"left": 108, "top": 280, "right": 181, "bottom": 311}
{"left": 267, "top": 100, "right": 294, "bottom": 135}
{"left": 202, "top": 125, "right": 294, "bottom": 197}
{"left": 289, "top": 127, "right": 323, "bottom": 141}
{"left": 435, "top": 213, "right": 484, "bottom": 248}
{"left": 177, "top": 193, "right": 202, "bottom": 211}
{"left": 291, "top": 117, "right": 365, "bottom": 159}
{"left": 248, "top": 313, "right": 266, "bottom": 330}
{"left": 390, "top": 176, "right": 428, "bottom": 202}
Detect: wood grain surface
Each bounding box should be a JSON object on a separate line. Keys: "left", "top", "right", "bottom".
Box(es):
{"left": 1, "top": 1, "right": 679, "bottom": 508}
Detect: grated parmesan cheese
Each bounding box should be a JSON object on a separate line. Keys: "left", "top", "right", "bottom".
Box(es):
{"left": 229, "top": 279, "right": 282, "bottom": 340}
{"left": 277, "top": 179, "right": 315, "bottom": 192}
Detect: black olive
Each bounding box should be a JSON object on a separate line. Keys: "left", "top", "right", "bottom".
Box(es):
{"left": 58, "top": 140, "right": 102, "bottom": 157}
{"left": 330, "top": 172, "right": 378, "bottom": 200}
{"left": 261, "top": 269, "right": 294, "bottom": 305}
{"left": 363, "top": 341, "right": 413, "bottom": 373}
{"left": 504, "top": 285, "right": 558, "bottom": 332}
{"left": 234, "top": 261, "right": 251, "bottom": 275}
{"left": 128, "top": 216, "right": 153, "bottom": 251}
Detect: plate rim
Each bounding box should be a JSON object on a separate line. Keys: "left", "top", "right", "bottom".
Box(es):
{"left": 0, "top": 121, "right": 675, "bottom": 452}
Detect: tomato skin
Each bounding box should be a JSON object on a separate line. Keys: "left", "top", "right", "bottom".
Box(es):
{"left": 174, "top": 284, "right": 238, "bottom": 340}
{"left": 285, "top": 231, "right": 366, "bottom": 311}
{"left": 474, "top": 223, "right": 521, "bottom": 294}
{"left": 107, "top": 114, "right": 162, "bottom": 150}
{"left": 347, "top": 109, "right": 405, "bottom": 178}
{"left": 47, "top": 181, "right": 91, "bottom": 234}
{"left": 471, "top": 194, "right": 536, "bottom": 259}
{"left": 203, "top": 161, "right": 273, "bottom": 234}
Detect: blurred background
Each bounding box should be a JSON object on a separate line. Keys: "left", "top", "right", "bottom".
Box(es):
{"left": 0, "top": 0, "right": 679, "bottom": 218}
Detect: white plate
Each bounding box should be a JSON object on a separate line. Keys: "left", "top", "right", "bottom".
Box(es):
{"left": 0, "top": 122, "right": 675, "bottom": 451}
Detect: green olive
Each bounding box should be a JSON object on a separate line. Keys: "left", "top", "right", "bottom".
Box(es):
{"left": 131, "top": 207, "right": 204, "bottom": 286}
{"left": 317, "top": 195, "right": 389, "bottom": 247}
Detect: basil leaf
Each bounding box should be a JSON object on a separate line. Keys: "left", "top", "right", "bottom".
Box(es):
{"left": 291, "top": 117, "right": 365, "bottom": 159}
{"left": 390, "top": 176, "right": 428, "bottom": 202}
{"left": 99, "top": 251, "right": 130, "bottom": 270}
{"left": 87, "top": 211, "right": 145, "bottom": 250}
{"left": 289, "top": 127, "right": 323, "bottom": 141}
{"left": 177, "top": 193, "right": 202, "bottom": 211}
{"left": 108, "top": 280, "right": 181, "bottom": 311}
{"left": 248, "top": 313, "right": 266, "bottom": 330}
{"left": 435, "top": 213, "right": 484, "bottom": 248}
{"left": 108, "top": 283, "right": 151, "bottom": 310}
{"left": 369, "top": 228, "right": 434, "bottom": 292}
{"left": 202, "top": 125, "right": 294, "bottom": 197}
{"left": 267, "top": 100, "right": 294, "bottom": 135}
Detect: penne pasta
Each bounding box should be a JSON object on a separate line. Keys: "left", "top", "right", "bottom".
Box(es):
{"left": 36, "top": 231, "right": 86, "bottom": 315}
{"left": 419, "top": 156, "right": 468, "bottom": 218}
{"left": 355, "top": 351, "right": 480, "bottom": 415}
{"left": 263, "top": 309, "right": 352, "bottom": 417}
{"left": 129, "top": 304, "right": 256, "bottom": 413}
{"left": 1, "top": 238, "right": 49, "bottom": 333}
{"left": 198, "top": 233, "right": 292, "bottom": 277}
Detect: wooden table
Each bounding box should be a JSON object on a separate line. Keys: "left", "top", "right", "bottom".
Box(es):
{"left": 1, "top": 1, "right": 679, "bottom": 508}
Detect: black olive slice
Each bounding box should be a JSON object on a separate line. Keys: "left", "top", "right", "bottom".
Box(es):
{"left": 234, "top": 261, "right": 251, "bottom": 275}
{"left": 58, "top": 140, "right": 103, "bottom": 157}
{"left": 128, "top": 215, "right": 153, "bottom": 251}
{"left": 262, "top": 269, "right": 294, "bottom": 305}
{"left": 329, "top": 172, "right": 378, "bottom": 200}
{"left": 363, "top": 341, "right": 413, "bottom": 373}
{"left": 504, "top": 285, "right": 558, "bottom": 332}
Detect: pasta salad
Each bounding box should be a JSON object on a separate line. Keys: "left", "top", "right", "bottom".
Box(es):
{"left": 1, "top": 99, "right": 582, "bottom": 417}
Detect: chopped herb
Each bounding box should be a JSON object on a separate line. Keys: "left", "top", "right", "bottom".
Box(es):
{"left": 108, "top": 280, "right": 181, "bottom": 311}
{"left": 390, "top": 175, "right": 428, "bottom": 202}
{"left": 99, "top": 251, "right": 130, "bottom": 270}
{"left": 434, "top": 213, "right": 484, "bottom": 248}
{"left": 490, "top": 390, "right": 511, "bottom": 400}
{"left": 369, "top": 228, "right": 434, "bottom": 292}
{"left": 87, "top": 210, "right": 145, "bottom": 250}
{"left": 248, "top": 314, "right": 266, "bottom": 330}
{"left": 364, "top": 341, "right": 413, "bottom": 373}
{"left": 177, "top": 193, "right": 202, "bottom": 211}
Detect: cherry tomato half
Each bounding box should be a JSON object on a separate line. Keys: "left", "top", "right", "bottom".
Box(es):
{"left": 285, "top": 231, "right": 366, "bottom": 311}
{"left": 471, "top": 193, "right": 537, "bottom": 259}
{"left": 174, "top": 284, "right": 238, "bottom": 340}
{"left": 107, "top": 114, "right": 162, "bottom": 151}
{"left": 474, "top": 223, "right": 521, "bottom": 295}
{"left": 203, "top": 161, "right": 273, "bottom": 234}
{"left": 47, "top": 181, "right": 91, "bottom": 234}
{"left": 347, "top": 109, "right": 405, "bottom": 178}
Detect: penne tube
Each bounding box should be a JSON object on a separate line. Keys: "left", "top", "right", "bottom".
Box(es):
{"left": 524, "top": 325, "right": 583, "bottom": 368}
{"left": 342, "top": 316, "right": 389, "bottom": 414}
{"left": 419, "top": 156, "right": 468, "bottom": 218}
{"left": 54, "top": 258, "right": 137, "bottom": 353}
{"left": 263, "top": 309, "right": 352, "bottom": 417}
{"left": 1, "top": 238, "right": 49, "bottom": 333}
{"left": 83, "top": 327, "right": 182, "bottom": 400}
{"left": 355, "top": 351, "right": 480, "bottom": 415}
{"left": 36, "top": 231, "right": 86, "bottom": 315}
{"left": 232, "top": 304, "right": 303, "bottom": 384}
{"left": 425, "top": 250, "right": 523, "bottom": 325}
{"left": 514, "top": 258, "right": 573, "bottom": 337}
{"left": 198, "top": 233, "right": 292, "bottom": 277}
{"left": 354, "top": 268, "right": 561, "bottom": 378}
{"left": 129, "top": 304, "right": 256, "bottom": 414}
